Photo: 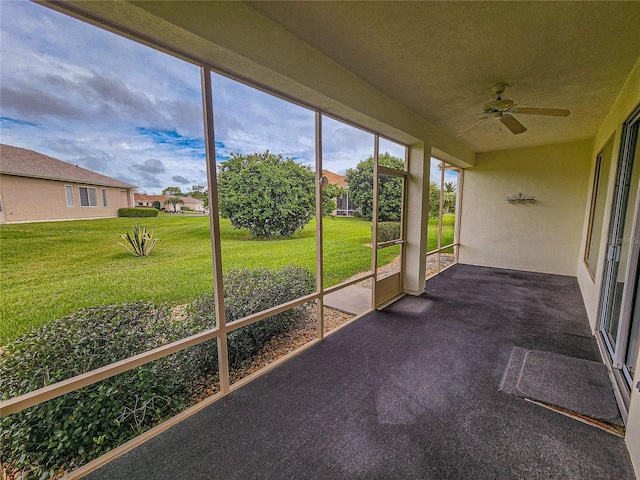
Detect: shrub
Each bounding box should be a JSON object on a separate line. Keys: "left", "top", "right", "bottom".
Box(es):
{"left": 0, "top": 303, "right": 199, "bottom": 476}
{"left": 217, "top": 151, "right": 315, "bottom": 238}
{"left": 116, "top": 224, "right": 160, "bottom": 257}
{"left": 117, "top": 207, "right": 159, "bottom": 218}
{"left": 188, "top": 265, "right": 315, "bottom": 369}
{"left": 0, "top": 266, "right": 315, "bottom": 475}
{"left": 152, "top": 201, "right": 161, "bottom": 210}
{"left": 376, "top": 222, "right": 401, "bottom": 243}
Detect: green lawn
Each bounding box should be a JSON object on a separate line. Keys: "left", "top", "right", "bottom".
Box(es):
{"left": 427, "top": 214, "right": 456, "bottom": 252}
{"left": 0, "top": 214, "right": 455, "bottom": 344}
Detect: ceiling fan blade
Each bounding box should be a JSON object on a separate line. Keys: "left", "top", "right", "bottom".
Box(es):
{"left": 456, "top": 116, "right": 489, "bottom": 137}
{"left": 500, "top": 114, "right": 527, "bottom": 135}
{"left": 441, "top": 111, "right": 486, "bottom": 124}
{"left": 511, "top": 107, "right": 570, "bottom": 117}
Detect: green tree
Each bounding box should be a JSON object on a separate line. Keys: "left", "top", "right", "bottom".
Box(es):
{"left": 345, "top": 152, "right": 403, "bottom": 221}
{"left": 152, "top": 201, "right": 161, "bottom": 210}
{"left": 217, "top": 151, "right": 315, "bottom": 238}
{"left": 322, "top": 183, "right": 345, "bottom": 217}
{"left": 429, "top": 181, "right": 441, "bottom": 218}
{"left": 443, "top": 181, "right": 456, "bottom": 214}
{"left": 186, "top": 185, "right": 209, "bottom": 209}
{"left": 162, "top": 186, "right": 183, "bottom": 196}
{"left": 187, "top": 185, "right": 206, "bottom": 200}
{"left": 164, "top": 196, "right": 184, "bottom": 212}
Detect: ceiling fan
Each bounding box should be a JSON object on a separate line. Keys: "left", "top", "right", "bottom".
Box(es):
{"left": 447, "top": 83, "right": 570, "bottom": 137}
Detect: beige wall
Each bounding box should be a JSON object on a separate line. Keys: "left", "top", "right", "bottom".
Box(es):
{"left": 0, "top": 175, "right": 131, "bottom": 223}
{"left": 458, "top": 140, "right": 592, "bottom": 276}
{"left": 577, "top": 57, "right": 640, "bottom": 329}
{"left": 574, "top": 57, "right": 640, "bottom": 474}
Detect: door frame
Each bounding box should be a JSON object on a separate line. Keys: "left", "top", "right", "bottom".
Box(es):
{"left": 373, "top": 137, "right": 408, "bottom": 307}
{"left": 596, "top": 104, "right": 640, "bottom": 420}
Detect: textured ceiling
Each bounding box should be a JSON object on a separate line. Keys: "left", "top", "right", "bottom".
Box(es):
{"left": 248, "top": 1, "right": 640, "bottom": 153}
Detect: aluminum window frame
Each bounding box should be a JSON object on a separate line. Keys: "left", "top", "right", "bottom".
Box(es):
{"left": 65, "top": 184, "right": 75, "bottom": 207}
{"left": 78, "top": 186, "right": 98, "bottom": 207}
{"left": 584, "top": 135, "right": 615, "bottom": 281}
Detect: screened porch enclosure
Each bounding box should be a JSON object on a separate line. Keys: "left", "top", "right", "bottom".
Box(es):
{"left": 1, "top": 1, "right": 640, "bottom": 478}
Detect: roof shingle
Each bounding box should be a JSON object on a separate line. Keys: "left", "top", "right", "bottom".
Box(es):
{"left": 0, "top": 144, "right": 136, "bottom": 189}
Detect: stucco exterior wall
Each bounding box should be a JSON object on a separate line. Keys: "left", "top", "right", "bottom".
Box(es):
{"left": 573, "top": 57, "right": 640, "bottom": 475}
{"left": 458, "top": 140, "right": 592, "bottom": 276}
{"left": 0, "top": 175, "right": 132, "bottom": 223}
{"left": 577, "top": 57, "right": 640, "bottom": 330}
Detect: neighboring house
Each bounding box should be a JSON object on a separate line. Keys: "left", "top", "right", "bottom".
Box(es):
{"left": 134, "top": 193, "right": 205, "bottom": 212}
{"left": 324, "top": 170, "right": 355, "bottom": 216}
{"left": 180, "top": 196, "right": 205, "bottom": 212}
{"left": 134, "top": 193, "right": 166, "bottom": 209}
{"left": 0, "top": 144, "right": 135, "bottom": 224}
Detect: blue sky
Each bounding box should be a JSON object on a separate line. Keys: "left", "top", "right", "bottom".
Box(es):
{"left": 1, "top": 1, "right": 435, "bottom": 195}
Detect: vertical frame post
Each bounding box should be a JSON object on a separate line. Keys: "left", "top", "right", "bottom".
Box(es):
{"left": 372, "top": 135, "right": 380, "bottom": 308}
{"left": 315, "top": 112, "right": 325, "bottom": 339}
{"left": 201, "top": 67, "right": 230, "bottom": 394}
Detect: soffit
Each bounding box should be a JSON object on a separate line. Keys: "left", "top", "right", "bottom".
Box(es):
{"left": 247, "top": 1, "right": 640, "bottom": 153}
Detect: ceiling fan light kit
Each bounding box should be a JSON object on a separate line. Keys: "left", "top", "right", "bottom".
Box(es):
{"left": 451, "top": 83, "right": 571, "bottom": 137}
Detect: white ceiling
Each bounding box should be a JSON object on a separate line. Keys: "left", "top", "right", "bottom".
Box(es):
{"left": 247, "top": 1, "right": 640, "bottom": 153}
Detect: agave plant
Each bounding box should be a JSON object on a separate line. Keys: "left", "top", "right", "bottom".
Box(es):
{"left": 116, "top": 224, "right": 160, "bottom": 257}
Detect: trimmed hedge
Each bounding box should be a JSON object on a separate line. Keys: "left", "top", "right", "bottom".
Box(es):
{"left": 117, "top": 207, "right": 159, "bottom": 218}
{"left": 0, "top": 303, "right": 198, "bottom": 476}
{"left": 376, "top": 222, "right": 401, "bottom": 243}
{"left": 0, "top": 265, "right": 315, "bottom": 476}
{"left": 188, "top": 265, "right": 315, "bottom": 369}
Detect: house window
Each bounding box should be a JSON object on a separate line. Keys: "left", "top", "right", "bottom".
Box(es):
{"left": 79, "top": 186, "right": 98, "bottom": 207}
{"left": 102, "top": 188, "right": 108, "bottom": 207}
{"left": 584, "top": 137, "right": 614, "bottom": 279}
{"left": 65, "top": 185, "right": 75, "bottom": 207}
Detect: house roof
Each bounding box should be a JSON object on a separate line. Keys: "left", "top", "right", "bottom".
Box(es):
{"left": 323, "top": 170, "right": 348, "bottom": 188}
{"left": 0, "top": 144, "right": 135, "bottom": 189}
{"left": 134, "top": 193, "right": 167, "bottom": 203}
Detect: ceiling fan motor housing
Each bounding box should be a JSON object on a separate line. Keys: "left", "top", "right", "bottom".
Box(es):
{"left": 484, "top": 98, "right": 515, "bottom": 113}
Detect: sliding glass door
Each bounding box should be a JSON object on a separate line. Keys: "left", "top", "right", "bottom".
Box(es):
{"left": 598, "top": 105, "right": 640, "bottom": 399}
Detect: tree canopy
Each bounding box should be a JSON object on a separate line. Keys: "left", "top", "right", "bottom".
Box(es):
{"left": 162, "top": 186, "right": 183, "bottom": 196}
{"left": 345, "top": 153, "right": 404, "bottom": 221}
{"left": 429, "top": 181, "right": 441, "bottom": 218}
{"left": 217, "top": 151, "right": 315, "bottom": 238}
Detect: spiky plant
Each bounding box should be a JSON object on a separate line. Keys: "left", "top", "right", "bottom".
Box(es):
{"left": 116, "top": 224, "right": 160, "bottom": 257}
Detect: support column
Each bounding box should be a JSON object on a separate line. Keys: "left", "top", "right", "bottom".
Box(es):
{"left": 404, "top": 143, "right": 430, "bottom": 295}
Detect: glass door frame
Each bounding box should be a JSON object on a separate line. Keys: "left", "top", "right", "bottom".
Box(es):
{"left": 597, "top": 104, "right": 640, "bottom": 414}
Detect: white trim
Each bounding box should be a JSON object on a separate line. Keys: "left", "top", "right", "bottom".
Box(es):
{"left": 64, "top": 184, "right": 75, "bottom": 207}
{"left": 78, "top": 185, "right": 98, "bottom": 207}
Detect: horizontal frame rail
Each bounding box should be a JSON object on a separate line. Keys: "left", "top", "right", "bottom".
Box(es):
{"left": 0, "top": 327, "right": 219, "bottom": 417}
{"left": 427, "top": 242, "right": 459, "bottom": 256}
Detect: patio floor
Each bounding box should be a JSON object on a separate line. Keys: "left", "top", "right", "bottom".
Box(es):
{"left": 85, "top": 264, "right": 636, "bottom": 479}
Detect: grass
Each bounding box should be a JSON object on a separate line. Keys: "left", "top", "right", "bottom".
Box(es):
{"left": 0, "top": 214, "right": 455, "bottom": 344}
{"left": 428, "top": 214, "right": 456, "bottom": 252}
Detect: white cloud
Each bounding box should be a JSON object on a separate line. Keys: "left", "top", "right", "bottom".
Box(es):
{"left": 1, "top": 1, "right": 408, "bottom": 195}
